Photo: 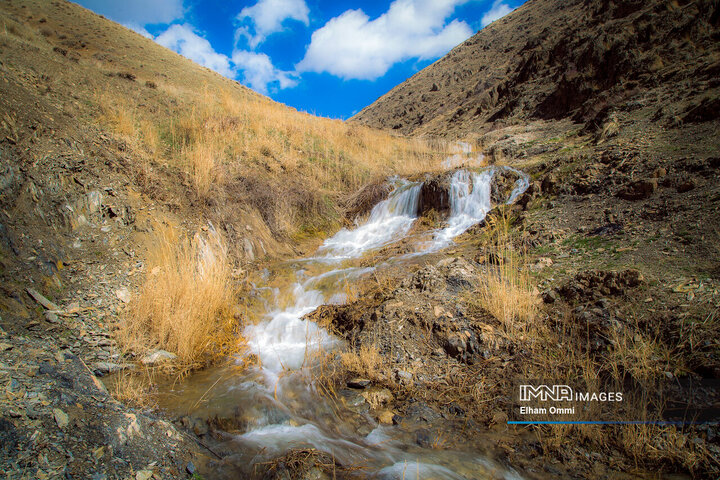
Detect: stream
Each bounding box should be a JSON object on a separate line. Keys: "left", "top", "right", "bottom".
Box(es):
{"left": 155, "top": 159, "right": 530, "bottom": 479}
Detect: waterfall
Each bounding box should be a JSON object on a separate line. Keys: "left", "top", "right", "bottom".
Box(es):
{"left": 316, "top": 179, "right": 422, "bottom": 261}
{"left": 427, "top": 169, "right": 494, "bottom": 250}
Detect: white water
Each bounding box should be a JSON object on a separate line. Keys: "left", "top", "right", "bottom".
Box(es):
{"left": 173, "top": 162, "right": 530, "bottom": 478}
{"left": 430, "top": 169, "right": 494, "bottom": 250}
{"left": 316, "top": 179, "right": 422, "bottom": 261}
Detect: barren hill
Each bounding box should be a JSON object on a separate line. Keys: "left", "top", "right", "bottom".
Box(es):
{"left": 352, "top": 0, "right": 720, "bottom": 137}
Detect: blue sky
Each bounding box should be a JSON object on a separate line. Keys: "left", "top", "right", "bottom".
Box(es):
{"left": 76, "top": 0, "right": 524, "bottom": 119}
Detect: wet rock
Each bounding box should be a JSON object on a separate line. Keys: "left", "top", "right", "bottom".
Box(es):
{"left": 418, "top": 176, "right": 450, "bottom": 216}
{"left": 616, "top": 179, "right": 656, "bottom": 200}
{"left": 491, "top": 168, "right": 522, "bottom": 204}
{"left": 415, "top": 428, "right": 432, "bottom": 448}
{"left": 140, "top": 349, "right": 177, "bottom": 365}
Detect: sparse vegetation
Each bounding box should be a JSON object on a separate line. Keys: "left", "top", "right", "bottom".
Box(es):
{"left": 117, "top": 223, "right": 238, "bottom": 369}
{"left": 473, "top": 210, "right": 538, "bottom": 335}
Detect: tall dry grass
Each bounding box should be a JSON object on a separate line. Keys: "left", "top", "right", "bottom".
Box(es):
{"left": 473, "top": 210, "right": 539, "bottom": 335}
{"left": 96, "top": 85, "right": 447, "bottom": 212}
{"left": 118, "top": 223, "right": 238, "bottom": 368}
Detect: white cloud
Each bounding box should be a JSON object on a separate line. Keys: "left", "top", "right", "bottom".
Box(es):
{"left": 236, "top": 0, "right": 310, "bottom": 48}
{"left": 480, "top": 1, "right": 515, "bottom": 28}
{"left": 78, "top": 0, "right": 184, "bottom": 26}
{"left": 232, "top": 51, "right": 298, "bottom": 94}
{"left": 155, "top": 24, "right": 234, "bottom": 78}
{"left": 123, "top": 23, "right": 154, "bottom": 39}
{"left": 296, "top": 0, "right": 472, "bottom": 80}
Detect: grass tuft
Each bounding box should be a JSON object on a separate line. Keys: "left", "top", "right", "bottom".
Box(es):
{"left": 118, "top": 223, "right": 239, "bottom": 370}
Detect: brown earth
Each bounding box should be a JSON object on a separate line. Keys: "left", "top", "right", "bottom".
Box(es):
{"left": 1, "top": 0, "right": 719, "bottom": 478}
{"left": 351, "top": 0, "right": 720, "bottom": 139}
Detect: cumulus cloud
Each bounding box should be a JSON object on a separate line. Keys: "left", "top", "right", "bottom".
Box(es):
{"left": 123, "top": 23, "right": 154, "bottom": 39}
{"left": 480, "top": 1, "right": 516, "bottom": 28}
{"left": 77, "top": 0, "right": 184, "bottom": 26}
{"left": 296, "top": 0, "right": 472, "bottom": 80}
{"left": 232, "top": 50, "right": 298, "bottom": 94}
{"left": 236, "top": 0, "right": 310, "bottom": 48}
{"left": 155, "top": 24, "right": 234, "bottom": 78}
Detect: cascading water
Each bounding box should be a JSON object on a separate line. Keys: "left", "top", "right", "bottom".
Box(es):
{"left": 316, "top": 179, "right": 422, "bottom": 261}
{"left": 156, "top": 163, "right": 530, "bottom": 479}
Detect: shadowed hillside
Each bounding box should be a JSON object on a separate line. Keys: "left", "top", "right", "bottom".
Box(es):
{"left": 352, "top": 0, "right": 720, "bottom": 137}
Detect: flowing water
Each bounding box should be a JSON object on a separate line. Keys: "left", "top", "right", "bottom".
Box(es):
{"left": 155, "top": 162, "right": 530, "bottom": 479}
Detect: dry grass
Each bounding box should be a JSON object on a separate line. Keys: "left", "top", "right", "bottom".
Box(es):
{"left": 96, "top": 82, "right": 448, "bottom": 232}
{"left": 339, "top": 344, "right": 383, "bottom": 381}
{"left": 473, "top": 210, "right": 539, "bottom": 335}
{"left": 109, "top": 369, "right": 158, "bottom": 409}
{"left": 117, "top": 223, "right": 239, "bottom": 369}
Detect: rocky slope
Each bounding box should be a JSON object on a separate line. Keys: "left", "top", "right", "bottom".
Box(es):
{"left": 351, "top": 0, "right": 720, "bottom": 138}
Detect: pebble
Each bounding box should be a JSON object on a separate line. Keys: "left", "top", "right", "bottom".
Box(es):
{"left": 53, "top": 408, "right": 69, "bottom": 429}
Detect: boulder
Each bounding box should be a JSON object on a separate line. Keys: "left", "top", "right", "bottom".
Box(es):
{"left": 616, "top": 179, "right": 657, "bottom": 200}
{"left": 418, "top": 176, "right": 450, "bottom": 216}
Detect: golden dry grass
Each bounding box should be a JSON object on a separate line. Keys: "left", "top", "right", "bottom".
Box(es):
{"left": 117, "top": 223, "right": 238, "bottom": 368}
{"left": 339, "top": 344, "right": 383, "bottom": 381}
{"left": 473, "top": 211, "right": 539, "bottom": 335}
{"left": 97, "top": 82, "right": 447, "bottom": 211}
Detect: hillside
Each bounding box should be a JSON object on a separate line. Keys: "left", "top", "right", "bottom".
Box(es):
{"left": 2, "top": 0, "right": 720, "bottom": 479}
{"left": 352, "top": 0, "right": 720, "bottom": 137}
{"left": 0, "top": 1, "right": 446, "bottom": 478}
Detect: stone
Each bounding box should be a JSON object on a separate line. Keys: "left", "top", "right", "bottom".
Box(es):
{"left": 616, "top": 179, "right": 657, "bottom": 201}
{"left": 135, "top": 470, "right": 153, "bottom": 480}
{"left": 360, "top": 387, "right": 393, "bottom": 409}
{"left": 0, "top": 342, "right": 12, "bottom": 351}
{"left": 676, "top": 179, "right": 696, "bottom": 193}
{"left": 242, "top": 238, "right": 255, "bottom": 261}
{"left": 652, "top": 167, "right": 667, "bottom": 178}
{"left": 115, "top": 287, "right": 131, "bottom": 304}
{"left": 377, "top": 410, "right": 395, "bottom": 425}
{"left": 26, "top": 288, "right": 59, "bottom": 311}
{"left": 395, "top": 370, "right": 413, "bottom": 385}
{"left": 541, "top": 174, "right": 558, "bottom": 195}
{"left": 53, "top": 408, "right": 69, "bottom": 429}
{"left": 541, "top": 289, "right": 559, "bottom": 304}
{"left": 347, "top": 378, "right": 371, "bottom": 389}
{"left": 44, "top": 311, "right": 60, "bottom": 324}
{"left": 141, "top": 350, "right": 177, "bottom": 365}
{"left": 92, "top": 362, "right": 133, "bottom": 377}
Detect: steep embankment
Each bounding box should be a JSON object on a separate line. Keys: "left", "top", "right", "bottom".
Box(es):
{"left": 340, "top": 0, "right": 720, "bottom": 477}
{"left": 0, "top": 1, "right": 447, "bottom": 478}
{"left": 352, "top": 0, "right": 720, "bottom": 138}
